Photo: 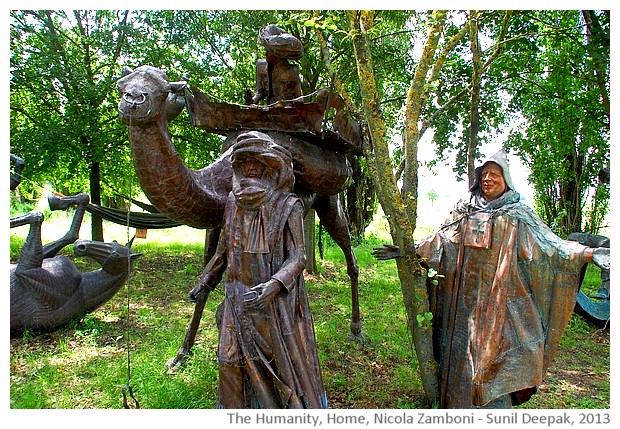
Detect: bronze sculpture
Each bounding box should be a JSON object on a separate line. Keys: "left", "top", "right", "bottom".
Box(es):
{"left": 10, "top": 153, "right": 25, "bottom": 191}
{"left": 10, "top": 193, "right": 141, "bottom": 337}
{"left": 250, "top": 24, "right": 304, "bottom": 106}
{"left": 568, "top": 232, "right": 610, "bottom": 327}
{"left": 117, "top": 25, "right": 364, "bottom": 370}
{"left": 373, "top": 149, "right": 610, "bottom": 408}
{"left": 187, "top": 131, "right": 327, "bottom": 408}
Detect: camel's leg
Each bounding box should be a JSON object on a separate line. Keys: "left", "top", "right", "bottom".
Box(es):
{"left": 11, "top": 211, "right": 45, "bottom": 272}
{"left": 167, "top": 226, "right": 221, "bottom": 372}
{"left": 43, "top": 193, "right": 90, "bottom": 258}
{"left": 313, "top": 194, "right": 364, "bottom": 343}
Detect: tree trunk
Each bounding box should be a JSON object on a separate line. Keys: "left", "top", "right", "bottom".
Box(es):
{"left": 581, "top": 10, "right": 610, "bottom": 125}
{"left": 89, "top": 159, "right": 104, "bottom": 242}
{"left": 347, "top": 10, "right": 438, "bottom": 405}
{"left": 467, "top": 11, "right": 483, "bottom": 187}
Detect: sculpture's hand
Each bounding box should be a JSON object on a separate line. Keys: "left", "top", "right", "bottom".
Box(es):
{"left": 592, "top": 247, "right": 610, "bottom": 271}
{"left": 188, "top": 283, "right": 204, "bottom": 303}
{"left": 371, "top": 244, "right": 401, "bottom": 260}
{"left": 244, "top": 279, "right": 282, "bottom": 309}
{"left": 188, "top": 274, "right": 211, "bottom": 303}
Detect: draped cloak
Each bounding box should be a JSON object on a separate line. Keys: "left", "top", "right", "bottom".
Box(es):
{"left": 417, "top": 190, "right": 589, "bottom": 408}
{"left": 201, "top": 191, "right": 327, "bottom": 409}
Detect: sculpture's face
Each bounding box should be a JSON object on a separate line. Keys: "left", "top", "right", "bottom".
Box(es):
{"left": 117, "top": 67, "right": 170, "bottom": 126}
{"left": 480, "top": 162, "right": 507, "bottom": 201}
{"left": 73, "top": 239, "right": 140, "bottom": 274}
{"left": 241, "top": 158, "right": 266, "bottom": 179}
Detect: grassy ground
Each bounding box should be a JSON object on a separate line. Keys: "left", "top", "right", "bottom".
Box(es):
{"left": 8, "top": 212, "right": 610, "bottom": 409}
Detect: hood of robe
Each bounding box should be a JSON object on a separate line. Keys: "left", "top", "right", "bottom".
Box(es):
{"left": 469, "top": 148, "right": 517, "bottom": 194}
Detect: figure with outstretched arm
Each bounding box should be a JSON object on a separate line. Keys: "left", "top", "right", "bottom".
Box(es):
{"left": 372, "top": 149, "right": 609, "bottom": 409}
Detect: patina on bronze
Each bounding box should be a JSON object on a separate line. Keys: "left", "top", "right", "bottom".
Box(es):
{"left": 568, "top": 232, "right": 610, "bottom": 327}
{"left": 188, "top": 131, "right": 327, "bottom": 408}
{"left": 117, "top": 26, "right": 363, "bottom": 371}
{"left": 373, "top": 149, "right": 610, "bottom": 408}
{"left": 250, "top": 24, "right": 303, "bottom": 106}
{"left": 10, "top": 193, "right": 141, "bottom": 337}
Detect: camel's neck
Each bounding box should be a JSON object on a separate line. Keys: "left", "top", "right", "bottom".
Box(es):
{"left": 80, "top": 270, "right": 131, "bottom": 313}
{"left": 129, "top": 117, "right": 228, "bottom": 228}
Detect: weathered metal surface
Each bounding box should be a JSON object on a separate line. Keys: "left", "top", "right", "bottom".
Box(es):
{"left": 568, "top": 232, "right": 610, "bottom": 327}
{"left": 117, "top": 25, "right": 365, "bottom": 377}
{"left": 373, "top": 150, "right": 610, "bottom": 409}
{"left": 186, "top": 87, "right": 363, "bottom": 155}
{"left": 118, "top": 64, "right": 363, "bottom": 371}
{"left": 187, "top": 132, "right": 327, "bottom": 408}
{"left": 10, "top": 194, "right": 140, "bottom": 337}
{"left": 574, "top": 291, "right": 610, "bottom": 327}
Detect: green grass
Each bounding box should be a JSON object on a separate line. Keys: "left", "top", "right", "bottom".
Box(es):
{"left": 9, "top": 213, "right": 609, "bottom": 409}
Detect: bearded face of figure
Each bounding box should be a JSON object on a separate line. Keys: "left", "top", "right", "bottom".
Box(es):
{"left": 480, "top": 162, "right": 507, "bottom": 201}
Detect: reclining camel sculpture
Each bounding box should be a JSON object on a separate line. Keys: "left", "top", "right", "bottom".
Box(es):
{"left": 117, "top": 64, "right": 363, "bottom": 369}
{"left": 11, "top": 193, "right": 140, "bottom": 337}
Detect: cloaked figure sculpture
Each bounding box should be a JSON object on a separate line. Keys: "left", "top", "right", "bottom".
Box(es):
{"left": 373, "top": 149, "right": 610, "bottom": 408}
{"left": 188, "top": 131, "right": 327, "bottom": 408}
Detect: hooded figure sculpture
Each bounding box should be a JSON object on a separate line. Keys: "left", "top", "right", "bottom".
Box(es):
{"left": 373, "top": 149, "right": 609, "bottom": 408}
{"left": 189, "top": 131, "right": 327, "bottom": 409}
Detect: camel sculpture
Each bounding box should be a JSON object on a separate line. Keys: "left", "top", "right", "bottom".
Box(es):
{"left": 117, "top": 64, "right": 363, "bottom": 369}
{"left": 10, "top": 193, "right": 140, "bottom": 337}
{"left": 568, "top": 232, "right": 610, "bottom": 327}
{"left": 10, "top": 153, "right": 25, "bottom": 191}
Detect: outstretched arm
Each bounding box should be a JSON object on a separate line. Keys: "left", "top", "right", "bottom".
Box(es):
{"left": 371, "top": 244, "right": 402, "bottom": 260}
{"left": 584, "top": 247, "right": 610, "bottom": 270}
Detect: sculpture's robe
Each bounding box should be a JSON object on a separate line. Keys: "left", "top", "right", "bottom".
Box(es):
{"left": 417, "top": 191, "right": 589, "bottom": 408}
{"left": 203, "top": 192, "right": 327, "bottom": 408}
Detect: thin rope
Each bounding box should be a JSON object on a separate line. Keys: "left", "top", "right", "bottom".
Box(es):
{"left": 122, "top": 112, "right": 139, "bottom": 409}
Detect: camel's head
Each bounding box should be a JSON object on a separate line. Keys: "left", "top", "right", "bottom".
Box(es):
{"left": 117, "top": 65, "right": 186, "bottom": 127}
{"left": 74, "top": 239, "right": 141, "bottom": 275}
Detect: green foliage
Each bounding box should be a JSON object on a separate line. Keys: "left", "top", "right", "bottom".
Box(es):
{"left": 10, "top": 235, "right": 26, "bottom": 262}
{"left": 427, "top": 11, "right": 509, "bottom": 175}
{"left": 501, "top": 10, "right": 609, "bottom": 235}
{"left": 10, "top": 10, "right": 610, "bottom": 238}
{"left": 11, "top": 11, "right": 132, "bottom": 197}
{"left": 10, "top": 10, "right": 241, "bottom": 205}
{"left": 416, "top": 312, "right": 433, "bottom": 328}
